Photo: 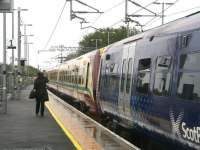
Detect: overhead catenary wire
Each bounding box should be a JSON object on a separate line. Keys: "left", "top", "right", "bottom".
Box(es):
{"left": 77, "top": 0, "right": 182, "bottom": 47}
{"left": 143, "top": 0, "right": 180, "bottom": 28}
{"left": 82, "top": 0, "right": 159, "bottom": 35}
{"left": 91, "top": 0, "right": 125, "bottom": 27}
{"left": 167, "top": 5, "right": 200, "bottom": 17}
{"left": 109, "top": 0, "right": 159, "bottom": 28}
{"left": 43, "top": 1, "right": 67, "bottom": 50}
{"left": 78, "top": 0, "right": 125, "bottom": 46}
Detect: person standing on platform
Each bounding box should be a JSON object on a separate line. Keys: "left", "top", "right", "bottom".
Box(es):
{"left": 34, "top": 72, "right": 49, "bottom": 117}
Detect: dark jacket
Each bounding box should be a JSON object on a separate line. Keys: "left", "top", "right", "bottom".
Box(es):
{"left": 34, "top": 76, "right": 49, "bottom": 102}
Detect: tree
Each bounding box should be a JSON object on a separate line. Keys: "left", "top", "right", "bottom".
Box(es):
{"left": 65, "top": 26, "right": 139, "bottom": 61}
{"left": 26, "top": 66, "right": 39, "bottom": 77}
{"left": 79, "top": 26, "right": 139, "bottom": 53}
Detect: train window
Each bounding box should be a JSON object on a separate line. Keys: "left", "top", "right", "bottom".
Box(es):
{"left": 69, "top": 71, "right": 71, "bottom": 83}
{"left": 153, "top": 56, "right": 172, "bottom": 96}
{"left": 63, "top": 71, "right": 64, "bottom": 81}
{"left": 138, "top": 58, "right": 151, "bottom": 71}
{"left": 66, "top": 71, "right": 68, "bottom": 82}
{"left": 72, "top": 74, "right": 74, "bottom": 83}
{"left": 126, "top": 58, "right": 133, "bottom": 93}
{"left": 104, "top": 64, "right": 109, "bottom": 87}
{"left": 74, "top": 72, "right": 78, "bottom": 84}
{"left": 61, "top": 71, "right": 62, "bottom": 81}
{"left": 177, "top": 72, "right": 200, "bottom": 100}
{"left": 59, "top": 72, "right": 61, "bottom": 81}
{"left": 120, "top": 59, "right": 127, "bottom": 92}
{"left": 179, "top": 53, "right": 200, "bottom": 71}
{"left": 81, "top": 68, "right": 84, "bottom": 85}
{"left": 98, "top": 61, "right": 103, "bottom": 92}
{"left": 81, "top": 76, "right": 83, "bottom": 85}
{"left": 86, "top": 63, "right": 90, "bottom": 89}
{"left": 79, "top": 76, "right": 81, "bottom": 84}
{"left": 136, "top": 58, "right": 151, "bottom": 94}
{"left": 177, "top": 52, "right": 200, "bottom": 100}
{"left": 156, "top": 56, "right": 171, "bottom": 71}
{"left": 64, "top": 73, "right": 65, "bottom": 81}
{"left": 62, "top": 71, "right": 64, "bottom": 81}
{"left": 154, "top": 73, "right": 171, "bottom": 96}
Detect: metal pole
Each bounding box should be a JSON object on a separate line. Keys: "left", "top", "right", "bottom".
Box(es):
{"left": 24, "top": 25, "right": 27, "bottom": 60}
{"left": 27, "top": 44, "right": 29, "bottom": 66}
{"left": 17, "top": 8, "right": 21, "bottom": 91}
{"left": 95, "top": 39, "right": 98, "bottom": 49}
{"left": 108, "top": 32, "right": 109, "bottom": 45}
{"left": 125, "top": 0, "right": 129, "bottom": 37}
{"left": 11, "top": 11, "right": 15, "bottom": 97}
{"left": 23, "top": 25, "right": 28, "bottom": 82}
{"left": 125, "top": 0, "right": 128, "bottom": 23}
{"left": 127, "top": 22, "right": 130, "bottom": 37}
{"left": 70, "top": 0, "right": 72, "bottom": 20}
{"left": 61, "top": 48, "right": 63, "bottom": 63}
{"left": 27, "top": 44, "right": 29, "bottom": 77}
{"left": 162, "top": 2, "right": 164, "bottom": 25}
{"left": 2, "top": 13, "right": 7, "bottom": 113}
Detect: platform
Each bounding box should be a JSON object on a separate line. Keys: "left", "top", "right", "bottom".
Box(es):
{"left": 47, "top": 90, "right": 140, "bottom": 150}
{"left": 0, "top": 86, "right": 76, "bottom": 150}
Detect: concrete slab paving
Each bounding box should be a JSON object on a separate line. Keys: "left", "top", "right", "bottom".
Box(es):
{"left": 0, "top": 86, "right": 76, "bottom": 150}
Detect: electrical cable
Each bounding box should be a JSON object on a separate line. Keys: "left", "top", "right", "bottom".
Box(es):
{"left": 91, "top": 0, "right": 125, "bottom": 27}
{"left": 167, "top": 5, "right": 200, "bottom": 17}
{"left": 130, "top": 0, "right": 159, "bottom": 16}
{"left": 43, "top": 1, "right": 67, "bottom": 50}
{"left": 78, "top": 1, "right": 125, "bottom": 45}
{"left": 143, "top": 0, "right": 179, "bottom": 28}
{"left": 109, "top": 0, "right": 159, "bottom": 28}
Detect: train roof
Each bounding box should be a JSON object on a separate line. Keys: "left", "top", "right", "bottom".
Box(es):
{"left": 109, "top": 11, "right": 200, "bottom": 48}
{"left": 49, "top": 12, "right": 200, "bottom": 71}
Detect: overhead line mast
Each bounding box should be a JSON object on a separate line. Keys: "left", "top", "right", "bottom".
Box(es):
{"left": 153, "top": 2, "right": 175, "bottom": 24}
{"left": 67, "top": 0, "right": 103, "bottom": 29}
{"left": 125, "top": 0, "right": 162, "bottom": 36}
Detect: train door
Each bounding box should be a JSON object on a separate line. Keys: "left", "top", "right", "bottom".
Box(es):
{"left": 118, "top": 42, "right": 136, "bottom": 118}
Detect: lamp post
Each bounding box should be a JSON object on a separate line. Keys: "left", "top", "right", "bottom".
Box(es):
{"left": 22, "top": 24, "right": 33, "bottom": 86}
{"left": 25, "top": 42, "right": 33, "bottom": 77}
{"left": 91, "top": 39, "right": 102, "bottom": 49}
{"left": 22, "top": 24, "right": 32, "bottom": 62}
{"left": 107, "top": 31, "right": 115, "bottom": 45}
{"left": 24, "top": 42, "right": 33, "bottom": 66}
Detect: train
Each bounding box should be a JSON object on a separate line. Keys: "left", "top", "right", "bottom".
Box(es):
{"left": 47, "top": 49, "right": 102, "bottom": 114}
{"left": 47, "top": 12, "right": 200, "bottom": 149}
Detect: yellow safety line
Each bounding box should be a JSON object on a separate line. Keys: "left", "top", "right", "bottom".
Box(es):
{"left": 45, "top": 103, "right": 83, "bottom": 150}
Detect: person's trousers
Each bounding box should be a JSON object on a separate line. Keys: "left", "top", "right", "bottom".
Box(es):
{"left": 36, "top": 99, "right": 45, "bottom": 116}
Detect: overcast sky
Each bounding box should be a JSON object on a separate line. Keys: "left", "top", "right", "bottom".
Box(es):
{"left": 1, "top": 0, "right": 200, "bottom": 70}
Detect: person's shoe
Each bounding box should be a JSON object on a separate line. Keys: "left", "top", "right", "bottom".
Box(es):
{"left": 41, "top": 114, "right": 44, "bottom": 117}
{"left": 36, "top": 113, "right": 39, "bottom": 117}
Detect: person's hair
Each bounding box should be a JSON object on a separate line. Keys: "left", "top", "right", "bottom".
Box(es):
{"left": 37, "top": 72, "right": 44, "bottom": 78}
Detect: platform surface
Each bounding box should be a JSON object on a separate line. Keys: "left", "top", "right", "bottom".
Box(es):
{"left": 0, "top": 86, "right": 76, "bottom": 150}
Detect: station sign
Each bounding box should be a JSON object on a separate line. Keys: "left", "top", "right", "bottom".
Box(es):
{"left": 0, "top": 0, "right": 14, "bottom": 12}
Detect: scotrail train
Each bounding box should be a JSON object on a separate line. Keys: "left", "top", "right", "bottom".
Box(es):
{"left": 47, "top": 12, "right": 200, "bottom": 149}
